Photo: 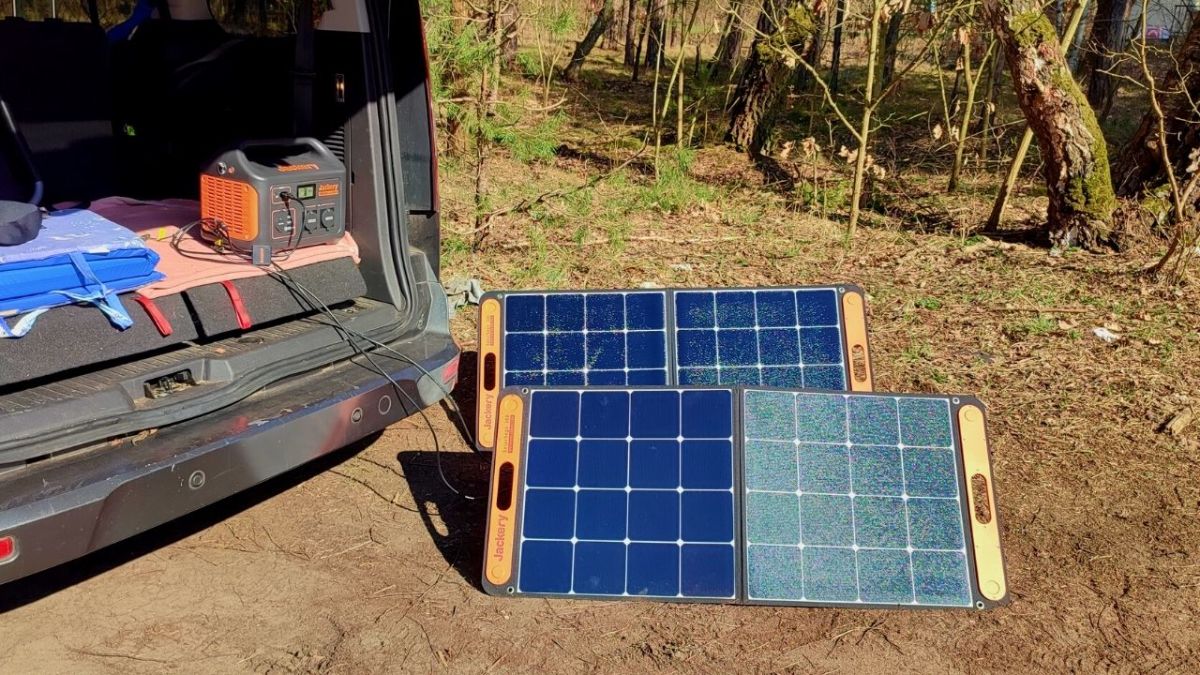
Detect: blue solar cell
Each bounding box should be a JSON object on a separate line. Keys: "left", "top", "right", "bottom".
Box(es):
{"left": 523, "top": 489, "right": 576, "bottom": 539}
{"left": 586, "top": 293, "right": 625, "bottom": 330}
{"left": 794, "top": 393, "right": 846, "bottom": 443}
{"left": 630, "top": 390, "right": 680, "bottom": 437}
{"left": 677, "top": 329, "right": 716, "bottom": 366}
{"left": 746, "top": 492, "right": 799, "bottom": 545}
{"left": 851, "top": 445, "right": 905, "bottom": 496}
{"left": 546, "top": 371, "right": 585, "bottom": 385}
{"left": 743, "top": 390, "right": 795, "bottom": 436}
{"left": 857, "top": 549, "right": 914, "bottom": 604}
{"left": 628, "top": 491, "right": 679, "bottom": 541}
{"left": 545, "top": 294, "right": 584, "bottom": 331}
{"left": 509, "top": 371, "right": 545, "bottom": 386}
{"left": 681, "top": 491, "right": 734, "bottom": 542}
{"left": 506, "top": 333, "right": 545, "bottom": 371}
{"left": 904, "top": 449, "right": 959, "bottom": 498}
{"left": 907, "top": 499, "right": 965, "bottom": 550}
{"left": 573, "top": 542, "right": 625, "bottom": 595}
{"left": 799, "top": 494, "right": 853, "bottom": 546}
{"left": 505, "top": 295, "right": 544, "bottom": 332}
{"left": 577, "top": 440, "right": 627, "bottom": 488}
{"left": 912, "top": 551, "right": 970, "bottom": 606}
{"left": 586, "top": 370, "right": 626, "bottom": 386}
{"left": 719, "top": 367, "right": 761, "bottom": 386}
{"left": 675, "top": 292, "right": 715, "bottom": 328}
{"left": 744, "top": 440, "right": 797, "bottom": 492}
{"left": 798, "top": 327, "right": 843, "bottom": 365}
{"left": 803, "top": 366, "right": 846, "bottom": 390}
{"left": 747, "top": 545, "right": 804, "bottom": 600}
{"left": 796, "top": 289, "right": 839, "bottom": 325}
{"left": 529, "top": 391, "right": 578, "bottom": 438}
{"left": 680, "top": 544, "right": 735, "bottom": 598}
{"left": 798, "top": 444, "right": 851, "bottom": 493}
{"left": 629, "top": 441, "right": 679, "bottom": 489}
{"left": 681, "top": 390, "right": 732, "bottom": 438}
{"left": 519, "top": 540, "right": 572, "bottom": 593}
{"left": 755, "top": 290, "right": 798, "bottom": 327}
{"left": 579, "top": 391, "right": 629, "bottom": 437}
{"left": 678, "top": 368, "right": 718, "bottom": 385}
{"left": 627, "top": 544, "right": 679, "bottom": 596}
{"left": 586, "top": 332, "right": 625, "bottom": 369}
{"left": 853, "top": 497, "right": 909, "bottom": 548}
{"left": 717, "top": 329, "right": 758, "bottom": 366}
{"left": 681, "top": 440, "right": 733, "bottom": 489}
{"left": 546, "top": 333, "right": 585, "bottom": 370}
{"left": 758, "top": 329, "right": 800, "bottom": 365}
{"left": 625, "top": 292, "right": 666, "bottom": 329}
{"left": 803, "top": 547, "right": 858, "bottom": 602}
{"left": 847, "top": 396, "right": 899, "bottom": 446}
{"left": 898, "top": 397, "right": 953, "bottom": 447}
{"left": 627, "top": 369, "right": 669, "bottom": 385}
{"left": 525, "top": 439, "right": 577, "bottom": 488}
{"left": 625, "top": 331, "right": 666, "bottom": 368}
{"left": 762, "top": 367, "right": 804, "bottom": 388}
{"left": 716, "top": 291, "right": 756, "bottom": 327}
{"left": 576, "top": 490, "right": 627, "bottom": 540}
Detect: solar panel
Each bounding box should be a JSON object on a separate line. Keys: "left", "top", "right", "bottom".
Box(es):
{"left": 475, "top": 286, "right": 872, "bottom": 451}
{"left": 482, "top": 387, "right": 1007, "bottom": 609}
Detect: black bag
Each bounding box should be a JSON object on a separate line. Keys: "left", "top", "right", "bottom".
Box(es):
{"left": 0, "top": 201, "right": 41, "bottom": 246}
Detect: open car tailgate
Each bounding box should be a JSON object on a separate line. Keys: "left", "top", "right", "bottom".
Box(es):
{"left": 0, "top": 328, "right": 458, "bottom": 586}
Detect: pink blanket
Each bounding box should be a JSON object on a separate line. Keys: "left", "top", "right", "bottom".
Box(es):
{"left": 89, "top": 197, "right": 359, "bottom": 299}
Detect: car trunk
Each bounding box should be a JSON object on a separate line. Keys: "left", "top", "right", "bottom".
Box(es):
{"left": 0, "top": 5, "right": 438, "bottom": 468}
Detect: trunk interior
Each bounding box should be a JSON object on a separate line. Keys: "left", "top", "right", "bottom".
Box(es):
{"left": 0, "top": 8, "right": 429, "bottom": 467}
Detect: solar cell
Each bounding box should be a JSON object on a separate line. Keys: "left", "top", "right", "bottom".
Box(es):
{"left": 482, "top": 386, "right": 1006, "bottom": 609}
{"left": 475, "top": 286, "right": 873, "bottom": 451}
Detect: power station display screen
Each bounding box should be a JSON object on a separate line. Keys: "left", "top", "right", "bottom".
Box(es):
{"left": 296, "top": 184, "right": 316, "bottom": 200}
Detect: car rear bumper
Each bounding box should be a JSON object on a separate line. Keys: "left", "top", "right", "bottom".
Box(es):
{"left": 0, "top": 330, "right": 459, "bottom": 587}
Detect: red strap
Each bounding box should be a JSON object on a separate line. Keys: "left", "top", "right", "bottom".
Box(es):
{"left": 220, "top": 280, "right": 253, "bottom": 330}
{"left": 132, "top": 294, "right": 173, "bottom": 337}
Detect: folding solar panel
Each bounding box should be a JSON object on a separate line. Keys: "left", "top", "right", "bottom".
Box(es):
{"left": 482, "top": 387, "right": 1007, "bottom": 609}
{"left": 475, "top": 286, "right": 873, "bottom": 451}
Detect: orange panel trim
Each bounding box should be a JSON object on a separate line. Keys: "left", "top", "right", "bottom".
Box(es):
{"left": 485, "top": 394, "right": 524, "bottom": 587}
{"left": 841, "top": 291, "right": 873, "bottom": 392}
{"left": 958, "top": 404, "right": 1007, "bottom": 603}
{"left": 476, "top": 298, "right": 502, "bottom": 450}
{"left": 200, "top": 175, "right": 259, "bottom": 241}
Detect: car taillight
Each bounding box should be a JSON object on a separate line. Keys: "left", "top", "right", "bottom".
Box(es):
{"left": 0, "top": 536, "right": 16, "bottom": 564}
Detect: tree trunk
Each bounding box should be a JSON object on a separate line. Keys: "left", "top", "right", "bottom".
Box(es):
{"left": 1113, "top": 15, "right": 1200, "bottom": 200}
{"left": 794, "top": 2, "right": 828, "bottom": 90}
{"left": 829, "top": 0, "right": 846, "bottom": 92}
{"left": 878, "top": 9, "right": 904, "bottom": 92}
{"left": 714, "top": 0, "right": 747, "bottom": 70}
{"left": 984, "top": 0, "right": 1117, "bottom": 248}
{"left": 563, "top": 0, "right": 616, "bottom": 81}
{"left": 625, "top": 0, "right": 640, "bottom": 65}
{"left": 499, "top": 2, "right": 520, "bottom": 66}
{"left": 644, "top": 0, "right": 666, "bottom": 69}
{"left": 1079, "top": 0, "right": 1131, "bottom": 117}
{"left": 726, "top": 0, "right": 817, "bottom": 153}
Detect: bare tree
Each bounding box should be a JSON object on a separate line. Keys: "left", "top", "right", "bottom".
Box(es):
{"left": 1079, "top": 0, "right": 1132, "bottom": 118}
{"left": 726, "top": 0, "right": 818, "bottom": 153}
{"left": 644, "top": 0, "right": 667, "bottom": 68}
{"left": 714, "top": 0, "right": 748, "bottom": 70}
{"left": 563, "top": 0, "right": 616, "bottom": 81}
{"left": 984, "top": 0, "right": 1117, "bottom": 248}
{"left": 625, "top": 0, "right": 641, "bottom": 64}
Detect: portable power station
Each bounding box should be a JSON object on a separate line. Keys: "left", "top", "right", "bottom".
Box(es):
{"left": 199, "top": 138, "right": 347, "bottom": 265}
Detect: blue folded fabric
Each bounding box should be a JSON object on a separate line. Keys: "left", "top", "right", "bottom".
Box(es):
{"left": 0, "top": 209, "right": 163, "bottom": 337}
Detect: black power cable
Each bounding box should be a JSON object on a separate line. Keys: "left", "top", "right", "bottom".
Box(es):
{"left": 169, "top": 216, "right": 483, "bottom": 499}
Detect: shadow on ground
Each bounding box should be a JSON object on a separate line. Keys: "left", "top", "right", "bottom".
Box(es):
{"left": 397, "top": 449, "right": 490, "bottom": 590}
{"left": 0, "top": 435, "right": 379, "bottom": 615}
